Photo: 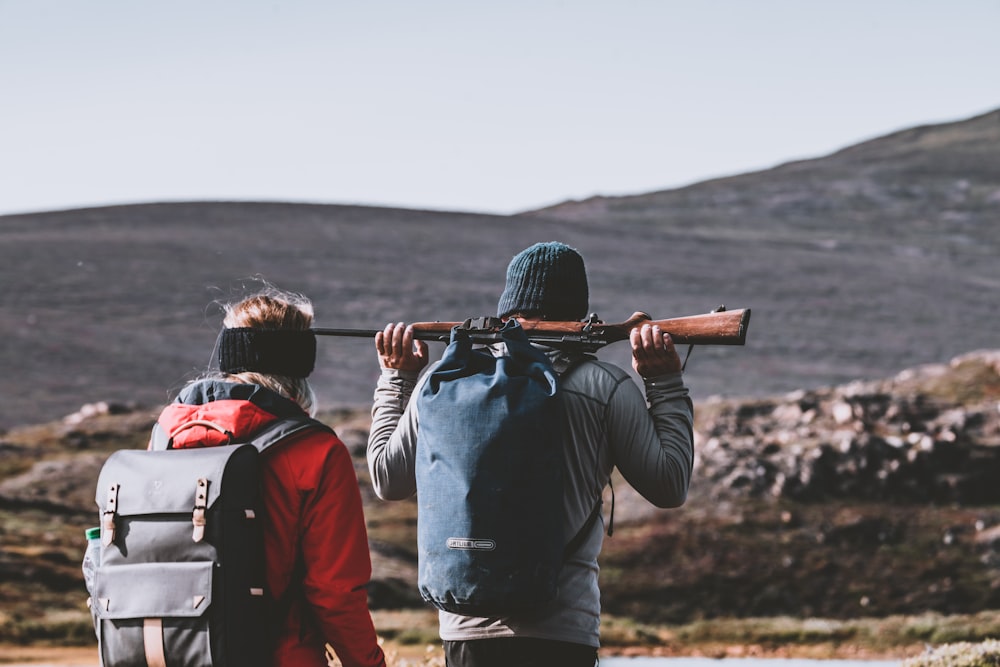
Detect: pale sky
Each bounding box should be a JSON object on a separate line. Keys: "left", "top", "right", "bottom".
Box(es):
{"left": 2, "top": 1, "right": 998, "bottom": 217}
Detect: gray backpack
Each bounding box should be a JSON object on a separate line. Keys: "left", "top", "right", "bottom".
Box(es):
{"left": 89, "top": 414, "right": 326, "bottom": 667}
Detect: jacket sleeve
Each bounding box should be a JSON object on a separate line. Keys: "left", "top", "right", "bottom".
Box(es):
{"left": 606, "top": 370, "right": 694, "bottom": 508}
{"left": 298, "top": 440, "right": 386, "bottom": 667}
{"left": 367, "top": 367, "right": 423, "bottom": 500}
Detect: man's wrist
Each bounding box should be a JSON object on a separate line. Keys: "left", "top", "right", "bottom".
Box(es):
{"left": 380, "top": 367, "right": 420, "bottom": 383}
{"left": 644, "top": 371, "right": 684, "bottom": 389}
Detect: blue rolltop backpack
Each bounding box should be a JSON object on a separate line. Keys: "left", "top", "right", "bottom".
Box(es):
{"left": 414, "top": 319, "right": 597, "bottom": 616}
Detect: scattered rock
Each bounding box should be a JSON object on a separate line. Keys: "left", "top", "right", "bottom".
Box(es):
{"left": 694, "top": 350, "right": 1000, "bottom": 504}
{"left": 63, "top": 401, "right": 137, "bottom": 426}
{"left": 0, "top": 453, "right": 106, "bottom": 512}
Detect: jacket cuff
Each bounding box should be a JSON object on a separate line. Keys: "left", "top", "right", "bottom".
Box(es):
{"left": 643, "top": 371, "right": 687, "bottom": 394}
{"left": 378, "top": 368, "right": 420, "bottom": 385}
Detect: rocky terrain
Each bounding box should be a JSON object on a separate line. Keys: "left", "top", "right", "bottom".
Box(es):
{"left": 1, "top": 348, "right": 998, "bottom": 647}
{"left": 580, "top": 349, "right": 1000, "bottom": 624}
{"left": 694, "top": 350, "right": 1000, "bottom": 506}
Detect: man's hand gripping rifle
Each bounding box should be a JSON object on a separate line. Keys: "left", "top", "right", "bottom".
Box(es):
{"left": 313, "top": 307, "right": 750, "bottom": 353}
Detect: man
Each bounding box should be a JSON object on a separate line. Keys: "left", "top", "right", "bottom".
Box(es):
{"left": 367, "top": 242, "right": 694, "bottom": 667}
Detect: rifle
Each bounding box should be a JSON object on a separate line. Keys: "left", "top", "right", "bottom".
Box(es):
{"left": 313, "top": 306, "right": 750, "bottom": 353}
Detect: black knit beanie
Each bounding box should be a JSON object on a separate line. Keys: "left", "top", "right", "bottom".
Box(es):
{"left": 496, "top": 242, "right": 589, "bottom": 321}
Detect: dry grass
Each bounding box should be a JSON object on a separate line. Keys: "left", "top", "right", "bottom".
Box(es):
{"left": 13, "top": 612, "right": 1000, "bottom": 666}
{"left": 904, "top": 640, "right": 1000, "bottom": 667}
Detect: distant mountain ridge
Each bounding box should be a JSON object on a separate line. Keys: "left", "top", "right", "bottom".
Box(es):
{"left": 527, "top": 106, "right": 1000, "bottom": 395}
{"left": 528, "top": 107, "right": 1000, "bottom": 243}
{"left": 1, "top": 108, "right": 998, "bottom": 430}
{"left": 528, "top": 107, "right": 999, "bottom": 277}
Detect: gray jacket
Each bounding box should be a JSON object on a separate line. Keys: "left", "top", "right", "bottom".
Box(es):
{"left": 367, "top": 347, "right": 694, "bottom": 648}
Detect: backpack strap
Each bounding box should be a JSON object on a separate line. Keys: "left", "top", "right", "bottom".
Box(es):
{"left": 563, "top": 500, "right": 603, "bottom": 560}
{"left": 551, "top": 351, "right": 594, "bottom": 376}
{"left": 246, "top": 413, "right": 332, "bottom": 454}
{"left": 148, "top": 422, "right": 170, "bottom": 451}
{"left": 553, "top": 352, "right": 614, "bottom": 556}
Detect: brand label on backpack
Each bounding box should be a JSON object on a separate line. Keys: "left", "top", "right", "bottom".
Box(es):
{"left": 446, "top": 538, "right": 496, "bottom": 551}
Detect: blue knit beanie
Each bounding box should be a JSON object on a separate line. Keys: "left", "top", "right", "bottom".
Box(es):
{"left": 496, "top": 242, "right": 589, "bottom": 321}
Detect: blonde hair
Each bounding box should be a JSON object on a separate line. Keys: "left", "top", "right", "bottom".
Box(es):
{"left": 218, "top": 287, "right": 318, "bottom": 416}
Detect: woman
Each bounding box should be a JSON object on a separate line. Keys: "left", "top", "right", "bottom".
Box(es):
{"left": 152, "top": 286, "right": 385, "bottom": 667}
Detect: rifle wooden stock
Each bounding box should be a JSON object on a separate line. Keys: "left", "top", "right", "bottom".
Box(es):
{"left": 313, "top": 307, "right": 750, "bottom": 350}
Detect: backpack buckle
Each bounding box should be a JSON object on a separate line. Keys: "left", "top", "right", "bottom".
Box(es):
{"left": 102, "top": 483, "right": 120, "bottom": 546}
{"left": 459, "top": 316, "right": 503, "bottom": 331}
{"left": 192, "top": 478, "right": 209, "bottom": 542}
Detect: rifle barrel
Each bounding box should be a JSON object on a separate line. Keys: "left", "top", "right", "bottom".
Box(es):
{"left": 311, "top": 327, "right": 453, "bottom": 343}
{"left": 312, "top": 328, "right": 383, "bottom": 338}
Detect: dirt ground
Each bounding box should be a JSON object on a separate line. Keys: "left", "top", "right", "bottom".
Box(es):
{"left": 0, "top": 646, "right": 97, "bottom": 667}
{"left": 0, "top": 642, "right": 924, "bottom": 666}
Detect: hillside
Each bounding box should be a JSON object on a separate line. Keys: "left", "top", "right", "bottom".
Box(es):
{"left": 529, "top": 108, "right": 1000, "bottom": 247}
{"left": 530, "top": 108, "right": 1000, "bottom": 402}
{"left": 1, "top": 108, "right": 998, "bottom": 433}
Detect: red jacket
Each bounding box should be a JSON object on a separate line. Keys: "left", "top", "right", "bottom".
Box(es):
{"left": 154, "top": 380, "right": 385, "bottom": 667}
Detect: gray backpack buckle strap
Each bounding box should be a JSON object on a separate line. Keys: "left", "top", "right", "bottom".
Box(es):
{"left": 192, "top": 478, "right": 209, "bottom": 542}
{"left": 102, "top": 483, "right": 120, "bottom": 546}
